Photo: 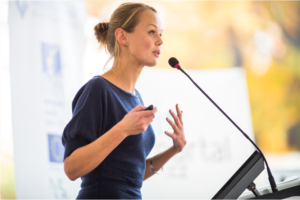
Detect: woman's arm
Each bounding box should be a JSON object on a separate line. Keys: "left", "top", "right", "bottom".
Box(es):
{"left": 143, "top": 104, "right": 186, "bottom": 181}
{"left": 64, "top": 105, "right": 157, "bottom": 181}
{"left": 143, "top": 146, "right": 178, "bottom": 181}
{"left": 64, "top": 122, "right": 127, "bottom": 181}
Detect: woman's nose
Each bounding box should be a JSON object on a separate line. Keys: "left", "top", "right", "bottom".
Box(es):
{"left": 157, "top": 36, "right": 163, "bottom": 46}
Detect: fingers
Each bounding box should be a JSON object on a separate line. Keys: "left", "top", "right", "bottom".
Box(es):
{"left": 145, "top": 106, "right": 157, "bottom": 114}
{"left": 131, "top": 104, "right": 147, "bottom": 112}
{"left": 169, "top": 109, "right": 181, "bottom": 128}
{"left": 141, "top": 106, "right": 157, "bottom": 115}
{"left": 142, "top": 108, "right": 156, "bottom": 130}
{"left": 166, "top": 117, "right": 180, "bottom": 133}
{"left": 169, "top": 104, "right": 183, "bottom": 128}
{"left": 176, "top": 104, "right": 183, "bottom": 124}
{"left": 164, "top": 130, "right": 175, "bottom": 139}
{"left": 139, "top": 107, "right": 157, "bottom": 122}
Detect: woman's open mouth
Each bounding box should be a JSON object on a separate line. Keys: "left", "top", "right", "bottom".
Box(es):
{"left": 153, "top": 51, "right": 160, "bottom": 57}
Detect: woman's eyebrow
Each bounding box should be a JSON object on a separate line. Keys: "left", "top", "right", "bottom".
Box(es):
{"left": 146, "top": 24, "right": 163, "bottom": 32}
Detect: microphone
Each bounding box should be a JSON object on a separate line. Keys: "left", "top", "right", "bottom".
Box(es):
{"left": 168, "top": 57, "right": 278, "bottom": 193}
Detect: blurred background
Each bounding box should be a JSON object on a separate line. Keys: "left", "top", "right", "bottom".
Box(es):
{"left": 1, "top": 0, "right": 300, "bottom": 199}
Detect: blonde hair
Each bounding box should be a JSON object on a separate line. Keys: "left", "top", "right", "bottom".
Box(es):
{"left": 94, "top": 3, "right": 157, "bottom": 69}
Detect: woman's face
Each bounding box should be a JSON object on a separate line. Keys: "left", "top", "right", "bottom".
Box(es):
{"left": 127, "top": 9, "right": 163, "bottom": 67}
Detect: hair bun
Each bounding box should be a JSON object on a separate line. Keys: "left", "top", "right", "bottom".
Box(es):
{"left": 94, "top": 22, "right": 109, "bottom": 45}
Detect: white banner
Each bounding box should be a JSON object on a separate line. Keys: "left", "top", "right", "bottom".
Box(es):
{"left": 138, "top": 67, "right": 255, "bottom": 199}
{"left": 9, "top": 1, "right": 85, "bottom": 198}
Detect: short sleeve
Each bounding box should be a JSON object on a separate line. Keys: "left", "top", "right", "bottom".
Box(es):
{"left": 62, "top": 78, "right": 103, "bottom": 161}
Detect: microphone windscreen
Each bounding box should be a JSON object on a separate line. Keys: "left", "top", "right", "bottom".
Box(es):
{"left": 168, "top": 57, "right": 179, "bottom": 68}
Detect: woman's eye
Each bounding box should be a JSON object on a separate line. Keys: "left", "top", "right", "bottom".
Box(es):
{"left": 149, "top": 30, "right": 154, "bottom": 35}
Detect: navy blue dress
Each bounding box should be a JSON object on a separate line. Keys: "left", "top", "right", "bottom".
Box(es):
{"left": 62, "top": 76, "right": 155, "bottom": 199}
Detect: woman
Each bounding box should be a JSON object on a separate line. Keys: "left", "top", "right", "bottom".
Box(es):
{"left": 62, "top": 2, "right": 186, "bottom": 199}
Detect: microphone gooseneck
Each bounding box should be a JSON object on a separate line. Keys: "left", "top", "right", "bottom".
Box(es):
{"left": 168, "top": 57, "right": 278, "bottom": 193}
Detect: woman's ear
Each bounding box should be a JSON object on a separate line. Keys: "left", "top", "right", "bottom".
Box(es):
{"left": 115, "top": 28, "right": 128, "bottom": 46}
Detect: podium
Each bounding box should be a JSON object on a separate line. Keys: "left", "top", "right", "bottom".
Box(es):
{"left": 250, "top": 185, "right": 300, "bottom": 199}
{"left": 239, "top": 176, "right": 300, "bottom": 199}
{"left": 212, "top": 151, "right": 300, "bottom": 199}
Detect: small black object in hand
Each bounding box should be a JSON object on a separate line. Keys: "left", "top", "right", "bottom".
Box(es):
{"left": 144, "top": 105, "right": 154, "bottom": 111}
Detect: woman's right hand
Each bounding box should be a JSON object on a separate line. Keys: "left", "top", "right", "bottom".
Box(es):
{"left": 64, "top": 105, "right": 156, "bottom": 181}
{"left": 119, "top": 104, "right": 157, "bottom": 136}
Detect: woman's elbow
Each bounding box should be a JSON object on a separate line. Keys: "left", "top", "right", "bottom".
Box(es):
{"left": 64, "top": 158, "right": 78, "bottom": 181}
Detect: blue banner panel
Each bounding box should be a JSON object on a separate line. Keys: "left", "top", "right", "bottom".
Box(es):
{"left": 48, "top": 134, "right": 64, "bottom": 163}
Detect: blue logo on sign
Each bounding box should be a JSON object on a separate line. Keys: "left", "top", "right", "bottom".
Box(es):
{"left": 41, "top": 43, "right": 61, "bottom": 75}
{"left": 48, "top": 134, "right": 64, "bottom": 163}
{"left": 16, "top": 0, "right": 29, "bottom": 18}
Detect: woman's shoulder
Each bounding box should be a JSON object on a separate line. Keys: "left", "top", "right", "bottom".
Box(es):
{"left": 86, "top": 75, "right": 107, "bottom": 87}
{"left": 71, "top": 76, "right": 108, "bottom": 112}
{"left": 80, "top": 75, "right": 110, "bottom": 93}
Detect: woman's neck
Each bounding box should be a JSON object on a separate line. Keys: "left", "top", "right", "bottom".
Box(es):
{"left": 102, "top": 55, "right": 144, "bottom": 95}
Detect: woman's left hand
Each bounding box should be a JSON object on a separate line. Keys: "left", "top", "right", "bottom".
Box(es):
{"left": 165, "top": 104, "right": 187, "bottom": 153}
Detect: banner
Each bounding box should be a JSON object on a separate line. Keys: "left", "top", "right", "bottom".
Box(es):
{"left": 138, "top": 67, "right": 255, "bottom": 198}
{"left": 9, "top": 1, "right": 85, "bottom": 198}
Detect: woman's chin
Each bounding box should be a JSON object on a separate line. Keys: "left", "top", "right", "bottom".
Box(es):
{"left": 145, "top": 60, "right": 158, "bottom": 67}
